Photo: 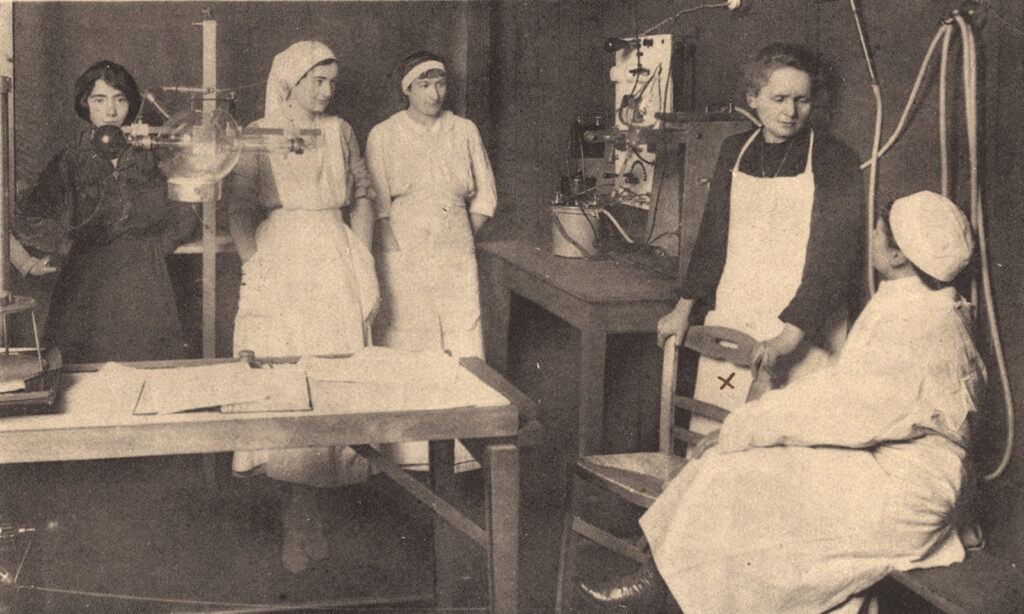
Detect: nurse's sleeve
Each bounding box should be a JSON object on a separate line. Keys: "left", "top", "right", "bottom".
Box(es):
{"left": 466, "top": 122, "right": 497, "bottom": 219}
{"left": 223, "top": 141, "right": 260, "bottom": 215}
{"left": 13, "top": 152, "right": 74, "bottom": 255}
{"left": 223, "top": 133, "right": 263, "bottom": 262}
{"left": 365, "top": 126, "right": 393, "bottom": 220}
{"left": 341, "top": 122, "right": 375, "bottom": 206}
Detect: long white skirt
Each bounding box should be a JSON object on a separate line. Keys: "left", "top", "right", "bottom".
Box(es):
{"left": 232, "top": 207, "right": 379, "bottom": 487}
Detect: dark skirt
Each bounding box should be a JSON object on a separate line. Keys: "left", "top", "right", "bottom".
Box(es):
{"left": 45, "top": 235, "right": 185, "bottom": 364}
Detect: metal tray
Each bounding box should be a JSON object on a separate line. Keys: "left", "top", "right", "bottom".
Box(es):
{"left": 0, "top": 348, "right": 64, "bottom": 417}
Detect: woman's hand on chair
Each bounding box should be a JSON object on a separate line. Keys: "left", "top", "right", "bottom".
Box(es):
{"left": 751, "top": 323, "right": 805, "bottom": 381}
{"left": 692, "top": 430, "right": 720, "bottom": 460}
{"left": 657, "top": 298, "right": 694, "bottom": 347}
{"left": 26, "top": 255, "right": 57, "bottom": 276}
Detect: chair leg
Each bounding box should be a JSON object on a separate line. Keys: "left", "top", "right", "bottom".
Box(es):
{"left": 554, "top": 472, "right": 579, "bottom": 614}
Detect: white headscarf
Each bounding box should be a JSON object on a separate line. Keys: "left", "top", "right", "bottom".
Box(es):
{"left": 265, "top": 41, "right": 336, "bottom": 120}
{"left": 263, "top": 41, "right": 347, "bottom": 210}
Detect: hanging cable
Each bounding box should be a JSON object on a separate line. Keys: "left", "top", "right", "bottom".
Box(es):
{"left": 849, "top": 0, "right": 883, "bottom": 294}
{"left": 640, "top": 1, "right": 734, "bottom": 36}
{"left": 938, "top": 26, "right": 952, "bottom": 197}
{"left": 734, "top": 106, "right": 761, "bottom": 126}
{"left": 952, "top": 13, "right": 1014, "bottom": 481}
{"left": 960, "top": 15, "right": 980, "bottom": 311}
{"left": 858, "top": 26, "right": 949, "bottom": 170}
{"left": 847, "top": 7, "right": 1015, "bottom": 479}
{"left": 599, "top": 208, "right": 636, "bottom": 244}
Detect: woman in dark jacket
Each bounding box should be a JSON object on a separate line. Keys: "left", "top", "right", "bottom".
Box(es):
{"left": 15, "top": 60, "right": 196, "bottom": 363}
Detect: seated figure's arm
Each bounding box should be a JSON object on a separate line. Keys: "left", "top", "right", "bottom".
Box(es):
{"left": 718, "top": 316, "right": 983, "bottom": 453}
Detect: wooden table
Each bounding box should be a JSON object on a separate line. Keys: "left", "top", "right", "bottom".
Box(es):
{"left": 0, "top": 357, "right": 531, "bottom": 614}
{"left": 478, "top": 239, "right": 677, "bottom": 456}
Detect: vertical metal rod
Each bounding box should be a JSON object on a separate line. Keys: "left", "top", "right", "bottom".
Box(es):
{"left": 201, "top": 19, "right": 217, "bottom": 359}
{"left": 0, "top": 76, "right": 11, "bottom": 303}
{"left": 30, "top": 310, "right": 42, "bottom": 370}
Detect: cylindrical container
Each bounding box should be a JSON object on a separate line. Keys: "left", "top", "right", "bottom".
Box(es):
{"left": 551, "top": 205, "right": 599, "bottom": 258}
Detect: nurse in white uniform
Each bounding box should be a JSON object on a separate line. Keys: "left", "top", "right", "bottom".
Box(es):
{"left": 366, "top": 51, "right": 497, "bottom": 470}
{"left": 226, "top": 41, "right": 379, "bottom": 574}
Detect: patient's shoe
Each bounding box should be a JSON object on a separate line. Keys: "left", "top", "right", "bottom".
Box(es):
{"left": 961, "top": 522, "right": 985, "bottom": 551}
{"left": 577, "top": 559, "right": 670, "bottom": 611}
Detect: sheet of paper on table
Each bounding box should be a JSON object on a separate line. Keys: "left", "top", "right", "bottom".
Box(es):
{"left": 62, "top": 361, "right": 310, "bottom": 416}
{"left": 62, "top": 349, "right": 506, "bottom": 417}
{"left": 135, "top": 361, "right": 309, "bottom": 415}
{"left": 301, "top": 346, "right": 510, "bottom": 413}
{"left": 180, "top": 362, "right": 310, "bottom": 414}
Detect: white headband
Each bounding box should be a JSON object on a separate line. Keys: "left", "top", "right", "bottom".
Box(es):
{"left": 401, "top": 60, "right": 446, "bottom": 92}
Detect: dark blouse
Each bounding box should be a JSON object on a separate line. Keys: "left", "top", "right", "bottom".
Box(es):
{"left": 13, "top": 128, "right": 197, "bottom": 362}
{"left": 679, "top": 128, "right": 866, "bottom": 346}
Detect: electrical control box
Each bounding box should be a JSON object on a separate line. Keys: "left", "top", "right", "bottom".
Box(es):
{"left": 609, "top": 34, "right": 672, "bottom": 209}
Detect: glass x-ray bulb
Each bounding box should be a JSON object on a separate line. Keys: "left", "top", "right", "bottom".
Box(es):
{"left": 157, "top": 108, "right": 242, "bottom": 185}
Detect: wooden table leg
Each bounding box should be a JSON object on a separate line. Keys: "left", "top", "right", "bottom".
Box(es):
{"left": 578, "top": 328, "right": 607, "bottom": 456}
{"left": 485, "top": 276, "right": 511, "bottom": 376}
{"left": 492, "top": 288, "right": 510, "bottom": 375}
{"left": 429, "top": 439, "right": 457, "bottom": 608}
{"left": 485, "top": 441, "right": 518, "bottom": 614}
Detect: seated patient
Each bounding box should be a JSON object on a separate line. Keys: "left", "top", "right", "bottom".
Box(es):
{"left": 580, "top": 190, "right": 986, "bottom": 614}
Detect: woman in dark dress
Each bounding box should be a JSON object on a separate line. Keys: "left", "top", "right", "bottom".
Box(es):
{"left": 14, "top": 60, "right": 196, "bottom": 363}
{"left": 656, "top": 43, "right": 865, "bottom": 422}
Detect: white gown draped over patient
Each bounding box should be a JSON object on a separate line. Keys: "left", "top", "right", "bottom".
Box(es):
{"left": 366, "top": 109, "right": 497, "bottom": 470}
{"left": 640, "top": 277, "right": 985, "bottom": 614}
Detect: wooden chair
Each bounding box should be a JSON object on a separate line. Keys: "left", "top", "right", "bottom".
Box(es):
{"left": 554, "top": 325, "right": 762, "bottom": 613}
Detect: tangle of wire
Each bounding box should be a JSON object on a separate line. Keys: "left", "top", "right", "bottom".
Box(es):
{"left": 641, "top": 1, "right": 732, "bottom": 36}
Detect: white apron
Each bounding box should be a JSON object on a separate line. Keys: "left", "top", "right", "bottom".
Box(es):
{"left": 691, "top": 130, "right": 843, "bottom": 435}
{"left": 378, "top": 193, "right": 483, "bottom": 358}
{"left": 377, "top": 195, "right": 482, "bottom": 472}
{"left": 232, "top": 119, "right": 380, "bottom": 487}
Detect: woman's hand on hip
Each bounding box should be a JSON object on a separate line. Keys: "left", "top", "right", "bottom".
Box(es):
{"left": 657, "top": 298, "right": 694, "bottom": 347}
{"left": 751, "top": 323, "right": 805, "bottom": 382}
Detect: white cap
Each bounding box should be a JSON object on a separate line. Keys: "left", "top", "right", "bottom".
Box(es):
{"left": 890, "top": 191, "right": 974, "bottom": 282}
